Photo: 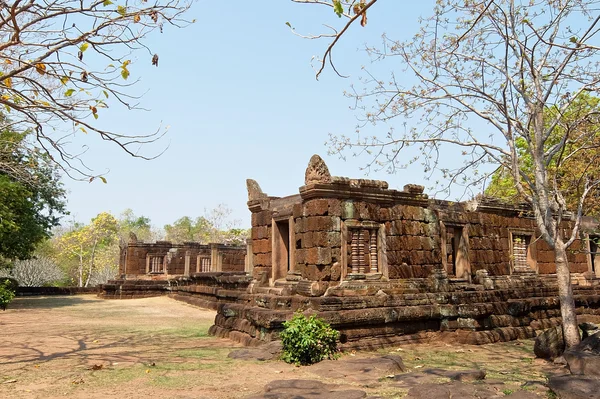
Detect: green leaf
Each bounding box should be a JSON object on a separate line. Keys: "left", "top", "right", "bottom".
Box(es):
{"left": 121, "top": 68, "right": 129, "bottom": 80}
{"left": 333, "top": 0, "right": 343, "bottom": 17}
{"left": 285, "top": 21, "right": 292, "bottom": 28}
{"left": 93, "top": 113, "right": 98, "bottom": 120}
{"left": 117, "top": 5, "right": 126, "bottom": 16}
{"left": 60, "top": 76, "right": 69, "bottom": 85}
{"left": 80, "top": 43, "right": 89, "bottom": 52}
{"left": 99, "top": 176, "right": 107, "bottom": 184}
{"left": 103, "top": 90, "right": 109, "bottom": 99}
{"left": 103, "top": 0, "right": 113, "bottom": 5}
{"left": 65, "top": 89, "right": 75, "bottom": 97}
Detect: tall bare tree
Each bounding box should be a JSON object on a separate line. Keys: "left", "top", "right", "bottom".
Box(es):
{"left": 1, "top": 257, "right": 64, "bottom": 286}
{"left": 0, "top": 0, "right": 192, "bottom": 181}
{"left": 298, "top": 0, "right": 600, "bottom": 347}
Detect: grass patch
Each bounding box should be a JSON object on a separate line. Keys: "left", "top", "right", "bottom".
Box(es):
{"left": 174, "top": 347, "right": 230, "bottom": 360}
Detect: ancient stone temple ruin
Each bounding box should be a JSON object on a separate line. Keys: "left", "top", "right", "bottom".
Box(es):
{"left": 245, "top": 155, "right": 597, "bottom": 290}
{"left": 118, "top": 237, "right": 248, "bottom": 278}
{"left": 103, "top": 154, "right": 600, "bottom": 349}
{"left": 205, "top": 155, "right": 600, "bottom": 348}
{"left": 101, "top": 238, "right": 248, "bottom": 299}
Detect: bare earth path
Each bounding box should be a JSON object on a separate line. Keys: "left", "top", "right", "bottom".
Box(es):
{"left": 0, "top": 296, "right": 563, "bottom": 398}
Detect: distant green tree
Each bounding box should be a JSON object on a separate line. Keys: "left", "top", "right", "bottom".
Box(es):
{"left": 164, "top": 205, "right": 248, "bottom": 245}
{"left": 0, "top": 121, "right": 66, "bottom": 268}
{"left": 118, "top": 209, "right": 153, "bottom": 242}
{"left": 486, "top": 93, "right": 600, "bottom": 217}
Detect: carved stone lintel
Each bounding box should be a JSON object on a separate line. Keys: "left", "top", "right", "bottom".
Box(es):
{"left": 305, "top": 154, "right": 332, "bottom": 185}
{"left": 246, "top": 179, "right": 267, "bottom": 201}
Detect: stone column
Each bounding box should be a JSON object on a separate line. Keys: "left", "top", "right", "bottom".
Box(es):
{"left": 358, "top": 230, "right": 365, "bottom": 274}
{"left": 184, "top": 250, "right": 190, "bottom": 277}
{"left": 245, "top": 239, "right": 254, "bottom": 274}
{"left": 351, "top": 230, "right": 359, "bottom": 274}
{"left": 370, "top": 229, "right": 378, "bottom": 273}
{"left": 210, "top": 244, "right": 221, "bottom": 272}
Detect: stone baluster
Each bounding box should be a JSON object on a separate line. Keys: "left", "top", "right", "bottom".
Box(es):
{"left": 351, "top": 230, "right": 359, "bottom": 274}
{"left": 370, "top": 229, "right": 378, "bottom": 273}
{"left": 358, "top": 230, "right": 365, "bottom": 274}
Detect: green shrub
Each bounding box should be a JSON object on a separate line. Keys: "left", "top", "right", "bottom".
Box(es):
{"left": 0, "top": 278, "right": 16, "bottom": 310}
{"left": 280, "top": 312, "right": 339, "bottom": 366}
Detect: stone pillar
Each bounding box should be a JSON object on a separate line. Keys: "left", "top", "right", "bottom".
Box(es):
{"left": 370, "top": 229, "right": 378, "bottom": 273}
{"left": 358, "top": 230, "right": 365, "bottom": 274}
{"left": 245, "top": 239, "right": 254, "bottom": 274}
{"left": 145, "top": 254, "right": 150, "bottom": 274}
{"left": 184, "top": 250, "right": 190, "bottom": 277}
{"left": 351, "top": 230, "right": 359, "bottom": 274}
{"left": 211, "top": 244, "right": 221, "bottom": 272}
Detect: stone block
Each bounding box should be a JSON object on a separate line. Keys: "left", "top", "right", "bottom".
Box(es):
{"left": 295, "top": 217, "right": 304, "bottom": 234}
{"left": 306, "top": 247, "right": 332, "bottom": 265}
{"left": 251, "top": 210, "right": 271, "bottom": 227}
{"left": 341, "top": 201, "right": 357, "bottom": 219}
{"left": 295, "top": 249, "right": 306, "bottom": 264}
{"left": 254, "top": 253, "right": 272, "bottom": 267}
{"left": 408, "top": 236, "right": 423, "bottom": 250}
{"left": 304, "top": 199, "right": 330, "bottom": 216}
{"left": 253, "top": 239, "right": 270, "bottom": 254}
{"left": 305, "top": 216, "right": 335, "bottom": 232}
{"left": 328, "top": 199, "right": 342, "bottom": 217}
{"left": 379, "top": 207, "right": 390, "bottom": 220}
{"left": 292, "top": 203, "right": 303, "bottom": 218}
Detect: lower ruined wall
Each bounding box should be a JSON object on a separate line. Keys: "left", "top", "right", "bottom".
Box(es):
{"left": 17, "top": 286, "right": 101, "bottom": 296}
{"left": 208, "top": 279, "right": 600, "bottom": 349}
{"left": 100, "top": 272, "right": 252, "bottom": 307}
{"left": 120, "top": 242, "right": 246, "bottom": 277}
{"left": 221, "top": 248, "right": 246, "bottom": 272}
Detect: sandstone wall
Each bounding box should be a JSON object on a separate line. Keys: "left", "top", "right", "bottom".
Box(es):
{"left": 293, "top": 198, "right": 342, "bottom": 281}
{"left": 120, "top": 242, "right": 246, "bottom": 277}
{"left": 251, "top": 209, "right": 273, "bottom": 281}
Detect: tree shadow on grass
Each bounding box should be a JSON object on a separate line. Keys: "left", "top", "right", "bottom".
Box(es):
{"left": 8, "top": 295, "right": 96, "bottom": 310}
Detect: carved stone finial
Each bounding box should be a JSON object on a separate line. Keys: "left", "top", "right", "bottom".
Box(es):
{"left": 128, "top": 231, "right": 138, "bottom": 244}
{"left": 305, "top": 154, "right": 332, "bottom": 185}
{"left": 246, "top": 179, "right": 266, "bottom": 201}
{"left": 403, "top": 184, "right": 425, "bottom": 194}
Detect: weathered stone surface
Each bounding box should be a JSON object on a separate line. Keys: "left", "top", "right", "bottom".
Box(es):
{"left": 534, "top": 326, "right": 564, "bottom": 360}
{"left": 403, "top": 184, "right": 425, "bottom": 194}
{"left": 308, "top": 355, "right": 406, "bottom": 384}
{"left": 564, "top": 331, "right": 600, "bottom": 377}
{"left": 391, "top": 368, "right": 485, "bottom": 384}
{"left": 228, "top": 340, "right": 282, "bottom": 361}
{"left": 579, "top": 322, "right": 600, "bottom": 339}
{"left": 305, "top": 154, "right": 332, "bottom": 185}
{"left": 548, "top": 375, "right": 600, "bottom": 399}
{"left": 244, "top": 379, "right": 368, "bottom": 399}
{"left": 403, "top": 381, "right": 505, "bottom": 399}
{"left": 247, "top": 179, "right": 267, "bottom": 201}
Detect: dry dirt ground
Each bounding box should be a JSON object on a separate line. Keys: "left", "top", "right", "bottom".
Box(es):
{"left": 0, "top": 295, "right": 566, "bottom": 398}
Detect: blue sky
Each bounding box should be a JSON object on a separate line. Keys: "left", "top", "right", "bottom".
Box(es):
{"left": 60, "top": 1, "right": 458, "bottom": 229}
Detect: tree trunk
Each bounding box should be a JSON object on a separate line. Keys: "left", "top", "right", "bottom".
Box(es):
{"left": 555, "top": 242, "right": 580, "bottom": 348}
{"left": 84, "top": 239, "right": 98, "bottom": 288}
{"left": 78, "top": 254, "right": 83, "bottom": 288}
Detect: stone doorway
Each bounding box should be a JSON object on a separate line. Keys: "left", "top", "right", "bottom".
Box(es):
{"left": 442, "top": 223, "right": 470, "bottom": 280}
{"left": 272, "top": 218, "right": 291, "bottom": 282}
